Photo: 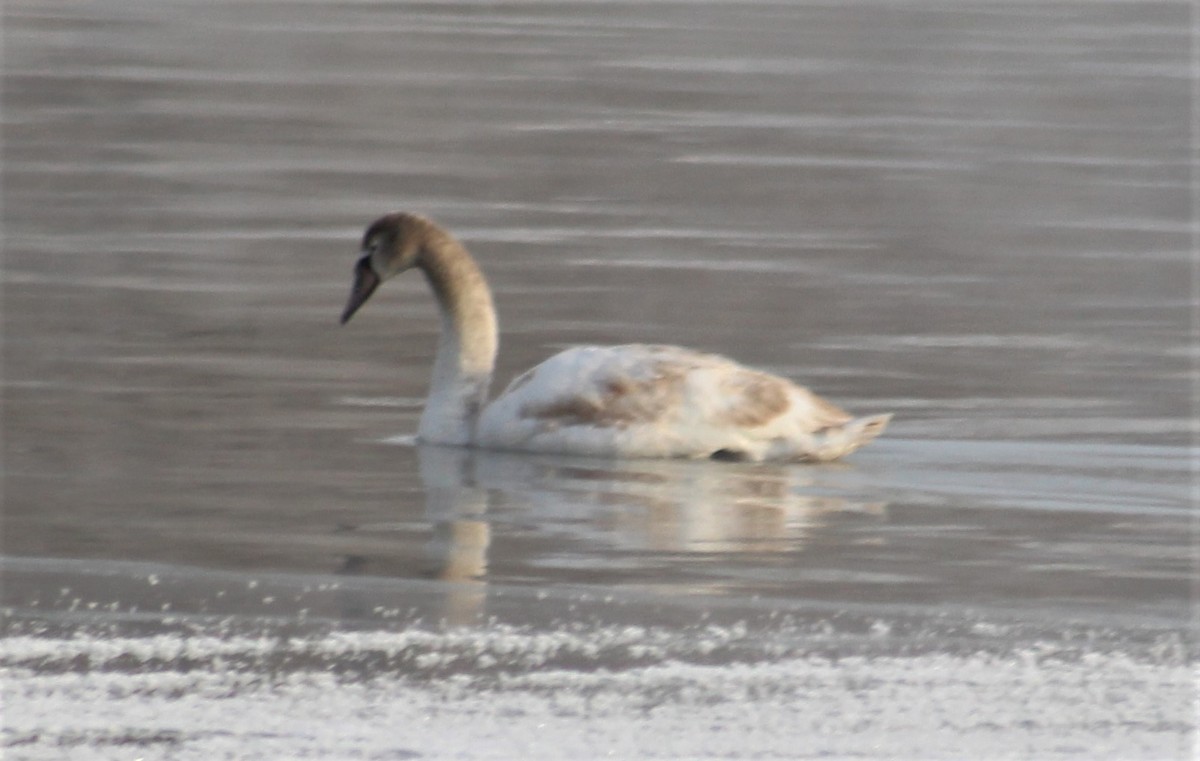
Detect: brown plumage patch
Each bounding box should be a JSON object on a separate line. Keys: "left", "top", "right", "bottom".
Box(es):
{"left": 520, "top": 362, "right": 686, "bottom": 429}
{"left": 715, "top": 372, "right": 791, "bottom": 428}
{"left": 521, "top": 395, "right": 611, "bottom": 427}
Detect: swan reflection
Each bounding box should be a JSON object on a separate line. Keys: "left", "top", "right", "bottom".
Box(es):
{"left": 334, "top": 446, "right": 886, "bottom": 623}
{"left": 417, "top": 444, "right": 886, "bottom": 581}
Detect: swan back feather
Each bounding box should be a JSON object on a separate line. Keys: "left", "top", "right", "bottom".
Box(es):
{"left": 476, "top": 344, "right": 883, "bottom": 461}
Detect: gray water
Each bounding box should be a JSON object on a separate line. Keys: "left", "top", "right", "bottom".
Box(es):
{"left": 2, "top": 1, "right": 1195, "bottom": 759}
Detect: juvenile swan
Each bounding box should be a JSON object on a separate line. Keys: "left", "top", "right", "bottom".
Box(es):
{"left": 341, "top": 212, "right": 890, "bottom": 461}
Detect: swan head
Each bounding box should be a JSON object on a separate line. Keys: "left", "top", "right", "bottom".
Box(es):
{"left": 340, "top": 212, "right": 431, "bottom": 324}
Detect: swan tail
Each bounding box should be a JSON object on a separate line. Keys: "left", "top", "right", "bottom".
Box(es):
{"left": 805, "top": 413, "right": 892, "bottom": 462}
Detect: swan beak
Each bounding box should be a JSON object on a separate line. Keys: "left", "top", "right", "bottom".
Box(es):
{"left": 340, "top": 256, "right": 381, "bottom": 324}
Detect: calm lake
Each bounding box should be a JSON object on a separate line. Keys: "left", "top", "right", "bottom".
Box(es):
{"left": 3, "top": 0, "right": 1194, "bottom": 758}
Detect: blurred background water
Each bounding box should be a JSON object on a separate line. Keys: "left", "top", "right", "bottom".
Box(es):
{"left": 2, "top": 1, "right": 1194, "bottom": 758}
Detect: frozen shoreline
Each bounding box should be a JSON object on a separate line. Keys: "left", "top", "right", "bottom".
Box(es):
{"left": 5, "top": 610, "right": 1192, "bottom": 760}
{"left": 4, "top": 555, "right": 1194, "bottom": 760}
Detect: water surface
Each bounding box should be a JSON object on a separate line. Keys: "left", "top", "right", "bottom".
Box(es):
{"left": 2, "top": 1, "right": 1193, "bottom": 758}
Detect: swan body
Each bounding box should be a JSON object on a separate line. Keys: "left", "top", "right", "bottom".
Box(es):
{"left": 341, "top": 212, "right": 890, "bottom": 462}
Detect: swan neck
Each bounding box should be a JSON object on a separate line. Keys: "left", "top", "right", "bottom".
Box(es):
{"left": 417, "top": 235, "right": 498, "bottom": 445}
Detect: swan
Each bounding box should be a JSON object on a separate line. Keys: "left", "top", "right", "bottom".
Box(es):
{"left": 340, "top": 212, "right": 891, "bottom": 462}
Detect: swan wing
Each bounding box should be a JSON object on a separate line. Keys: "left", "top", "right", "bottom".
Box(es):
{"left": 477, "top": 344, "right": 855, "bottom": 459}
